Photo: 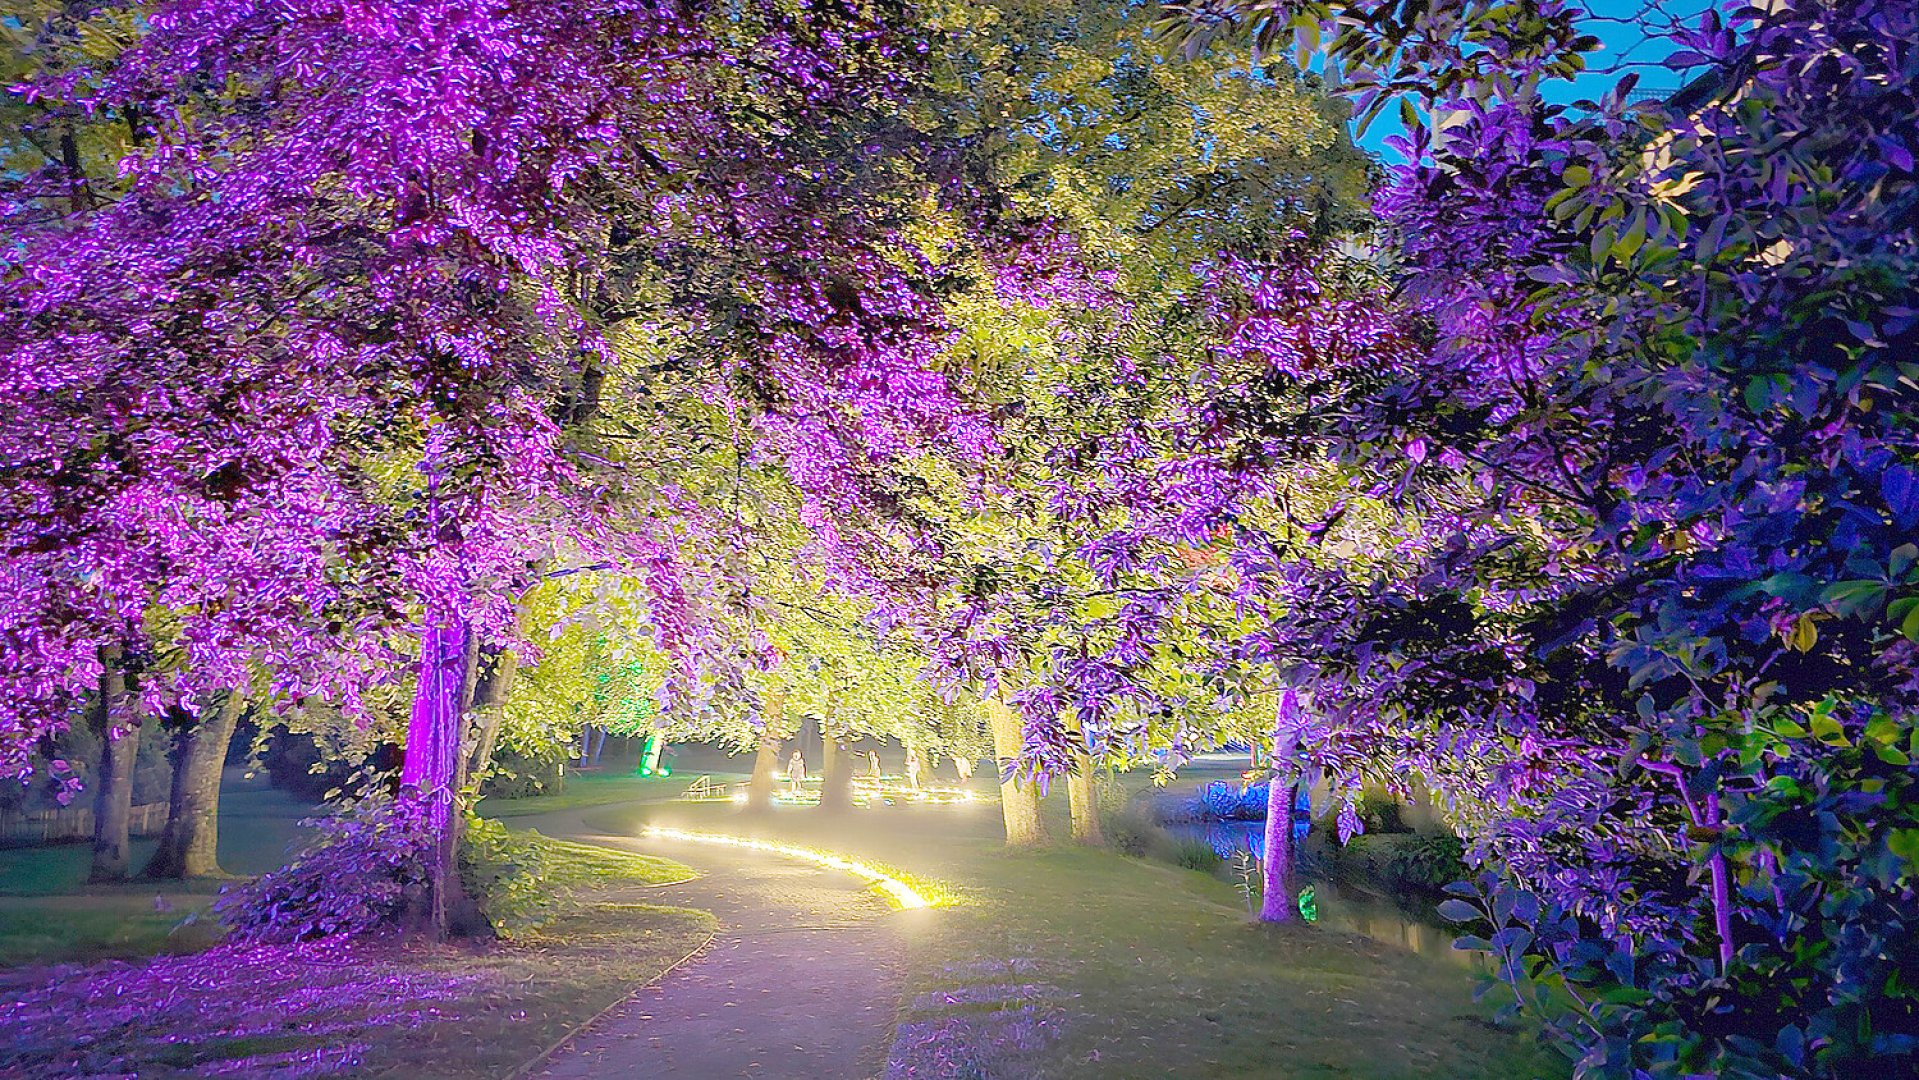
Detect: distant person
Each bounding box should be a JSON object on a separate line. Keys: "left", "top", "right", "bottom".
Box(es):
{"left": 954, "top": 756, "right": 974, "bottom": 783}
{"left": 905, "top": 748, "right": 922, "bottom": 790}
{"left": 868, "top": 750, "right": 883, "bottom": 778}
{"left": 786, "top": 749, "right": 806, "bottom": 794}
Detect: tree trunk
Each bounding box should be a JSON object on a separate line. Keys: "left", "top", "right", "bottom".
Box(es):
{"left": 400, "top": 610, "right": 473, "bottom": 936}
{"left": 745, "top": 733, "right": 781, "bottom": 812}
{"left": 1259, "top": 689, "right": 1305, "bottom": 923}
{"left": 986, "top": 693, "right": 1045, "bottom": 846}
{"left": 744, "top": 689, "right": 788, "bottom": 812}
{"left": 143, "top": 692, "right": 244, "bottom": 879}
{"left": 1066, "top": 750, "right": 1104, "bottom": 846}
{"left": 463, "top": 644, "right": 519, "bottom": 787}
{"left": 1259, "top": 776, "right": 1301, "bottom": 923}
{"left": 88, "top": 650, "right": 139, "bottom": 883}
{"left": 818, "top": 711, "right": 855, "bottom": 813}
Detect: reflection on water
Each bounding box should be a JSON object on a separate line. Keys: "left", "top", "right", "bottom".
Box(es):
{"left": 1165, "top": 820, "right": 1484, "bottom": 970}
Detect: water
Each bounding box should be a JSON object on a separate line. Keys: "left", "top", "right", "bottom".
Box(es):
{"left": 1164, "top": 819, "right": 1483, "bottom": 970}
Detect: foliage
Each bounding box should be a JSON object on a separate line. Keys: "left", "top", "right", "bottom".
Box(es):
{"left": 1149, "top": 0, "right": 1919, "bottom": 1074}
{"left": 1101, "top": 804, "right": 1167, "bottom": 858}
{"left": 1169, "top": 835, "right": 1225, "bottom": 872}
{"left": 1190, "top": 780, "right": 1270, "bottom": 821}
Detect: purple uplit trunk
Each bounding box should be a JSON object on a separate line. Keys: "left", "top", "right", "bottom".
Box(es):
{"left": 1259, "top": 775, "right": 1299, "bottom": 923}
{"left": 1259, "top": 689, "right": 1303, "bottom": 923}
{"left": 400, "top": 610, "right": 471, "bottom": 934}
{"left": 1702, "top": 798, "right": 1734, "bottom": 974}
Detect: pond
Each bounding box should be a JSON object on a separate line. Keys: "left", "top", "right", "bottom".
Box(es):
{"left": 1163, "top": 819, "right": 1483, "bottom": 970}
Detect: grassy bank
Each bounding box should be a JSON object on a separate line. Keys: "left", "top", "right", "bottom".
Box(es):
{"left": 476, "top": 770, "right": 746, "bottom": 819}
{"left": 588, "top": 796, "right": 1567, "bottom": 1080}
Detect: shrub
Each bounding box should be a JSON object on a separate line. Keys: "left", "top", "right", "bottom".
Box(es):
{"left": 1383, "top": 833, "right": 1466, "bottom": 894}
{"left": 1170, "top": 837, "right": 1223, "bottom": 873}
{"left": 215, "top": 793, "right": 433, "bottom": 945}
{"left": 1189, "top": 780, "right": 1269, "bottom": 822}
{"left": 1103, "top": 806, "right": 1163, "bottom": 858}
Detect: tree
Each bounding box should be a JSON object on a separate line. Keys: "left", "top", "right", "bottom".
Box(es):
{"left": 143, "top": 692, "right": 245, "bottom": 879}
{"left": 1155, "top": 0, "right": 1919, "bottom": 1070}
{"left": 3, "top": 0, "right": 1047, "bottom": 937}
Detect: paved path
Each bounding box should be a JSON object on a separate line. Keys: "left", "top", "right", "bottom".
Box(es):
{"left": 520, "top": 807, "right": 916, "bottom": 1080}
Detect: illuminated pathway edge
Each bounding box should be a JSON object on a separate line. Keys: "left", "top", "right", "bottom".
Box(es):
{"left": 520, "top": 802, "right": 920, "bottom": 1080}
{"left": 642, "top": 825, "right": 935, "bottom": 909}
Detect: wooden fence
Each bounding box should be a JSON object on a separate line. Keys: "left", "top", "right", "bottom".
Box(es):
{"left": 0, "top": 801, "right": 168, "bottom": 847}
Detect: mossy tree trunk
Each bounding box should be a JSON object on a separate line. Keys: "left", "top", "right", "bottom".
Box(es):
{"left": 986, "top": 693, "right": 1045, "bottom": 846}
{"left": 89, "top": 648, "right": 140, "bottom": 883}
{"left": 143, "top": 691, "right": 244, "bottom": 879}
{"left": 463, "top": 643, "right": 519, "bottom": 789}
{"left": 1065, "top": 748, "right": 1104, "bottom": 846}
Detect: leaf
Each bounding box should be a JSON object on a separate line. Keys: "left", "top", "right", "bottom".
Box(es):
{"left": 1786, "top": 613, "right": 1817, "bottom": 653}
{"left": 1889, "top": 829, "right": 1919, "bottom": 871}
{"left": 1884, "top": 465, "right": 1919, "bottom": 529}
{"left": 1561, "top": 164, "right": 1591, "bottom": 188}
{"left": 1436, "top": 898, "right": 1481, "bottom": 924}
{"left": 1821, "top": 579, "right": 1887, "bottom": 618}
{"left": 1810, "top": 710, "right": 1847, "bottom": 746}
{"left": 1614, "top": 208, "right": 1647, "bottom": 260}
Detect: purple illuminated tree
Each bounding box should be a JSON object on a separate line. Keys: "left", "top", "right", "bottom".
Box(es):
{"left": 1, "top": 0, "right": 1020, "bottom": 932}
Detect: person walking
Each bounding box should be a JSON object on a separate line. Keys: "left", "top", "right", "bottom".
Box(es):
{"left": 786, "top": 749, "right": 806, "bottom": 796}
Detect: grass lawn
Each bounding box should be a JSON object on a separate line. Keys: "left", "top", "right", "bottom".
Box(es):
{"left": 587, "top": 795, "right": 1569, "bottom": 1080}
{"left": 0, "top": 832, "right": 714, "bottom": 1079}
{"left": 476, "top": 770, "right": 747, "bottom": 819}
{"left": 0, "top": 773, "right": 315, "bottom": 966}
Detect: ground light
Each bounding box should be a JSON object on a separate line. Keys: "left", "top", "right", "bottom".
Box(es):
{"left": 642, "top": 826, "right": 935, "bottom": 909}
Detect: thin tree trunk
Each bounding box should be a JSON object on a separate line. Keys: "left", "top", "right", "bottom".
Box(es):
{"left": 1259, "top": 690, "right": 1305, "bottom": 923}
{"left": 143, "top": 692, "right": 244, "bottom": 879}
{"left": 1259, "top": 775, "right": 1301, "bottom": 923}
{"left": 463, "top": 644, "right": 519, "bottom": 787}
{"left": 89, "top": 649, "right": 139, "bottom": 883}
{"left": 1064, "top": 716, "right": 1104, "bottom": 845}
{"left": 986, "top": 693, "right": 1045, "bottom": 846}
{"left": 818, "top": 709, "right": 855, "bottom": 813}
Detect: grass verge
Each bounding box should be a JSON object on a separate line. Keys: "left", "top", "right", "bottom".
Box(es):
{"left": 0, "top": 825, "right": 714, "bottom": 1078}
{"left": 476, "top": 772, "right": 743, "bottom": 819}
{"left": 593, "top": 797, "right": 1568, "bottom": 1080}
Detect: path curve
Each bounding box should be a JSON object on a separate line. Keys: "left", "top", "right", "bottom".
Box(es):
{"left": 515, "top": 806, "right": 916, "bottom": 1080}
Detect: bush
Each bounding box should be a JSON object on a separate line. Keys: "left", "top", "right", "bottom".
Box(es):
{"left": 477, "top": 749, "right": 567, "bottom": 799}
{"left": 1169, "top": 837, "right": 1223, "bottom": 873}
{"left": 214, "top": 793, "right": 433, "bottom": 945}
{"left": 1181, "top": 780, "right": 1268, "bottom": 822}
{"left": 1103, "top": 806, "right": 1164, "bottom": 858}
{"left": 1383, "top": 833, "right": 1466, "bottom": 894}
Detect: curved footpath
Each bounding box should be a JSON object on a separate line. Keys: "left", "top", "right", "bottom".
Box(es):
{"left": 514, "top": 805, "right": 919, "bottom": 1080}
